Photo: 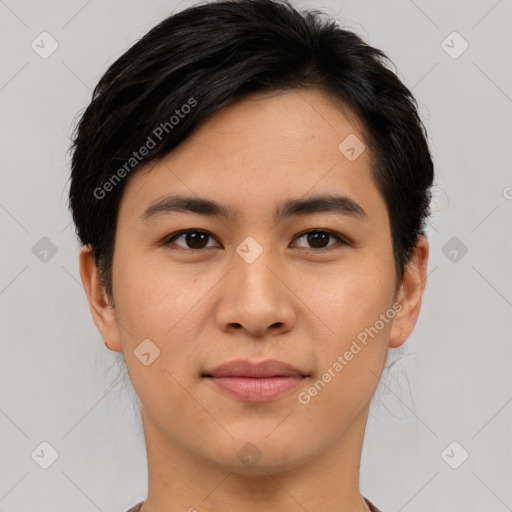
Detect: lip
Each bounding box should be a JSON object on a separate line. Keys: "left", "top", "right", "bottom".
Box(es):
{"left": 203, "top": 359, "right": 308, "bottom": 402}
{"left": 205, "top": 359, "right": 306, "bottom": 378}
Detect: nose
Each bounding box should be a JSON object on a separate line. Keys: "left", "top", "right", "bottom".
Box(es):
{"left": 215, "top": 245, "right": 297, "bottom": 338}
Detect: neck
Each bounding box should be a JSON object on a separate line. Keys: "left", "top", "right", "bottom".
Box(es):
{"left": 139, "top": 406, "right": 372, "bottom": 512}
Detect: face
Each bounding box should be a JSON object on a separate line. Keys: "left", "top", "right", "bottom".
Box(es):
{"left": 81, "top": 88, "right": 428, "bottom": 477}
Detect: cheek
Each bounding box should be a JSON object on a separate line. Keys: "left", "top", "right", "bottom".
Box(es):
{"left": 298, "top": 253, "right": 395, "bottom": 402}
{"left": 111, "top": 258, "right": 203, "bottom": 418}
{"left": 306, "top": 252, "right": 396, "bottom": 340}
{"left": 111, "top": 254, "right": 212, "bottom": 387}
{"left": 297, "top": 271, "right": 394, "bottom": 425}
{"left": 112, "top": 251, "right": 197, "bottom": 340}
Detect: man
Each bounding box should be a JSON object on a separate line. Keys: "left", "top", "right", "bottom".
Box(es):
{"left": 68, "top": 1, "right": 433, "bottom": 510}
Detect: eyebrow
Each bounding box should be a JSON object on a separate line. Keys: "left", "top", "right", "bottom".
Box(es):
{"left": 139, "top": 193, "right": 367, "bottom": 223}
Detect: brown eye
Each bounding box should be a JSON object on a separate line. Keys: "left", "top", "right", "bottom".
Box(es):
{"left": 163, "top": 228, "right": 347, "bottom": 252}
{"left": 164, "top": 230, "right": 218, "bottom": 250}
{"left": 293, "top": 230, "right": 346, "bottom": 250}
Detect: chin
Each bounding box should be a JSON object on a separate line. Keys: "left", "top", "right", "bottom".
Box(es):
{"left": 202, "top": 435, "right": 311, "bottom": 477}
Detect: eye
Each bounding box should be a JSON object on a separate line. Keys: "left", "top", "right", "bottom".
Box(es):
{"left": 163, "top": 229, "right": 219, "bottom": 250}
{"left": 292, "top": 229, "right": 347, "bottom": 250}
{"left": 163, "top": 228, "right": 348, "bottom": 251}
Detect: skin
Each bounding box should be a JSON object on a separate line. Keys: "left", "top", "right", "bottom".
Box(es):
{"left": 79, "top": 88, "right": 429, "bottom": 512}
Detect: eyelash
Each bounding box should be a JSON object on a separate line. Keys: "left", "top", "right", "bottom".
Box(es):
{"left": 162, "top": 228, "right": 349, "bottom": 252}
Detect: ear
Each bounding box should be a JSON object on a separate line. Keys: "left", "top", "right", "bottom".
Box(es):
{"left": 389, "top": 235, "right": 429, "bottom": 348}
{"left": 79, "top": 245, "right": 123, "bottom": 353}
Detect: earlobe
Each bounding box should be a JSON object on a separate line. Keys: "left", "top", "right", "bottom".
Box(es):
{"left": 389, "top": 235, "right": 429, "bottom": 349}
{"left": 78, "top": 245, "right": 123, "bottom": 353}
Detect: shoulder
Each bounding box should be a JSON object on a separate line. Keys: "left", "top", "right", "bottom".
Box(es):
{"left": 124, "top": 501, "right": 144, "bottom": 512}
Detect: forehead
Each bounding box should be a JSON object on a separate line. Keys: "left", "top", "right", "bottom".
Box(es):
{"left": 118, "top": 88, "right": 387, "bottom": 225}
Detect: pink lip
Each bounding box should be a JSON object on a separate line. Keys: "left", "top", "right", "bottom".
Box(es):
{"left": 203, "top": 359, "right": 308, "bottom": 402}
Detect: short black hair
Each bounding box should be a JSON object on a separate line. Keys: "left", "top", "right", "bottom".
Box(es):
{"left": 68, "top": 0, "right": 434, "bottom": 304}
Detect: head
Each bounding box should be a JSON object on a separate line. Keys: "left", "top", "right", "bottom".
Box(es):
{"left": 70, "top": 0, "right": 432, "bottom": 477}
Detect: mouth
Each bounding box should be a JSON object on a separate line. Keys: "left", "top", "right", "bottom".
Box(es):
{"left": 202, "top": 359, "right": 309, "bottom": 402}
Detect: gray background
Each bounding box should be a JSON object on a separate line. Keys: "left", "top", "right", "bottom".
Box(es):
{"left": 1, "top": 0, "right": 511, "bottom": 510}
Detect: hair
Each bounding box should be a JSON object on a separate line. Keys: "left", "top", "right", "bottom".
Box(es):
{"left": 67, "top": 0, "right": 434, "bottom": 305}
